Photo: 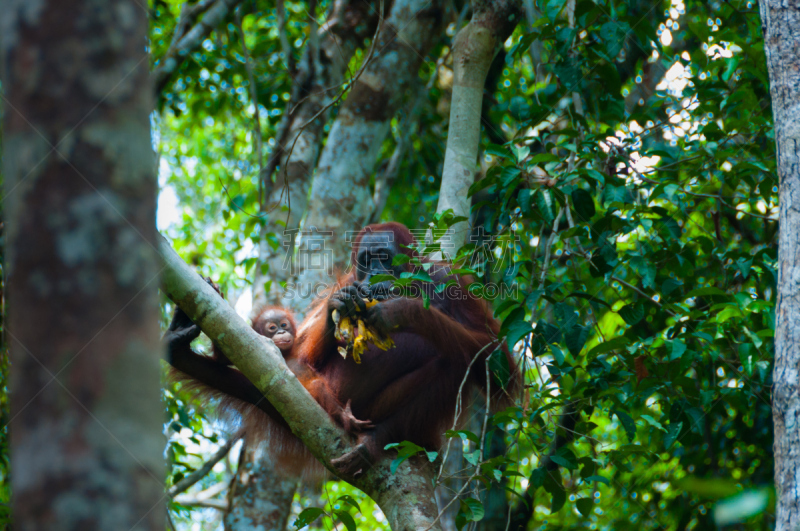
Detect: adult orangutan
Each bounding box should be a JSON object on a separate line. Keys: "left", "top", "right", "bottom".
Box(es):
{"left": 165, "top": 222, "right": 519, "bottom": 478}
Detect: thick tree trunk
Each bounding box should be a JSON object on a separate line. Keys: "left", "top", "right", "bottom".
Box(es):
{"left": 2, "top": 1, "right": 164, "bottom": 529}
{"left": 224, "top": 440, "right": 297, "bottom": 531}
{"left": 288, "top": 0, "right": 445, "bottom": 308}
{"left": 760, "top": 2, "right": 800, "bottom": 529}
{"left": 436, "top": 0, "right": 522, "bottom": 248}
{"left": 160, "top": 240, "right": 443, "bottom": 530}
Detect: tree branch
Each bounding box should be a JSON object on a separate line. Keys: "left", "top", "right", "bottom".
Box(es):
{"left": 172, "top": 495, "right": 230, "bottom": 511}
{"left": 436, "top": 0, "right": 523, "bottom": 247}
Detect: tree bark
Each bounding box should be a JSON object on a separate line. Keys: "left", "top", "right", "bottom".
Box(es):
{"left": 2, "top": 1, "right": 163, "bottom": 529}
{"left": 760, "top": 2, "right": 800, "bottom": 529}
{"left": 160, "top": 238, "right": 443, "bottom": 531}
{"left": 224, "top": 439, "right": 297, "bottom": 531}
{"left": 288, "top": 0, "right": 446, "bottom": 309}
{"left": 436, "top": 0, "right": 522, "bottom": 249}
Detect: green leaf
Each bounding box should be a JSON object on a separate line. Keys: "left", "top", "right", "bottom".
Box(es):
{"left": 469, "top": 173, "right": 497, "bottom": 197}
{"left": 550, "top": 344, "right": 565, "bottom": 365}
{"left": 630, "top": 257, "right": 656, "bottom": 290}
{"left": 534, "top": 190, "right": 555, "bottom": 224}
{"left": 464, "top": 450, "right": 481, "bottom": 466}
{"left": 485, "top": 144, "right": 512, "bottom": 159}
{"left": 657, "top": 216, "right": 683, "bottom": 240}
{"left": 525, "top": 289, "right": 543, "bottom": 310}
{"left": 369, "top": 274, "right": 397, "bottom": 284}
{"left": 334, "top": 510, "right": 357, "bottom": 531}
{"left": 529, "top": 153, "right": 561, "bottom": 164}
{"left": 392, "top": 253, "right": 412, "bottom": 265}
{"left": 641, "top": 414, "right": 667, "bottom": 432}
{"left": 664, "top": 421, "right": 683, "bottom": 449}
{"left": 502, "top": 312, "right": 534, "bottom": 347}
{"left": 618, "top": 302, "right": 645, "bottom": 325}
{"left": 543, "top": 467, "right": 566, "bottom": 513}
{"left": 669, "top": 339, "right": 687, "bottom": 361}
{"left": 587, "top": 336, "right": 629, "bottom": 358}
{"left": 537, "top": 320, "right": 562, "bottom": 344}
{"left": 294, "top": 507, "right": 325, "bottom": 529}
{"left": 549, "top": 455, "right": 577, "bottom": 470}
{"left": 662, "top": 278, "right": 683, "bottom": 297}
{"left": 512, "top": 145, "right": 530, "bottom": 163}
{"left": 554, "top": 302, "right": 578, "bottom": 329}
{"left": 603, "top": 185, "right": 629, "bottom": 205}
{"left": 576, "top": 497, "right": 594, "bottom": 517}
{"left": 445, "top": 430, "right": 481, "bottom": 444}
{"left": 565, "top": 325, "right": 590, "bottom": 356}
{"left": 613, "top": 409, "right": 636, "bottom": 442}
{"left": 500, "top": 166, "right": 522, "bottom": 188}
{"left": 385, "top": 441, "right": 425, "bottom": 474}
{"left": 337, "top": 495, "right": 361, "bottom": 512}
{"left": 716, "top": 306, "right": 743, "bottom": 323}
{"left": 518, "top": 189, "right": 534, "bottom": 215}
{"left": 570, "top": 188, "right": 596, "bottom": 221}
{"left": 685, "top": 287, "right": 729, "bottom": 298}
{"left": 461, "top": 498, "right": 485, "bottom": 522}
{"left": 738, "top": 343, "right": 756, "bottom": 376}
{"left": 489, "top": 349, "right": 512, "bottom": 390}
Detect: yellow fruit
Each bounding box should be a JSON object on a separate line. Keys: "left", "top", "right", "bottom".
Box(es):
{"left": 331, "top": 298, "right": 395, "bottom": 363}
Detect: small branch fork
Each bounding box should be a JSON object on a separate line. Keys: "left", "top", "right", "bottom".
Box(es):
{"left": 153, "top": 0, "right": 246, "bottom": 95}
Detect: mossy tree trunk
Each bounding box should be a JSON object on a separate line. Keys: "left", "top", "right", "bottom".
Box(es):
{"left": 2, "top": 1, "right": 164, "bottom": 528}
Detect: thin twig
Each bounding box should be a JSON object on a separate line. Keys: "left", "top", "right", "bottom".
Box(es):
{"left": 436, "top": 340, "right": 500, "bottom": 484}
{"left": 538, "top": 207, "right": 565, "bottom": 289}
